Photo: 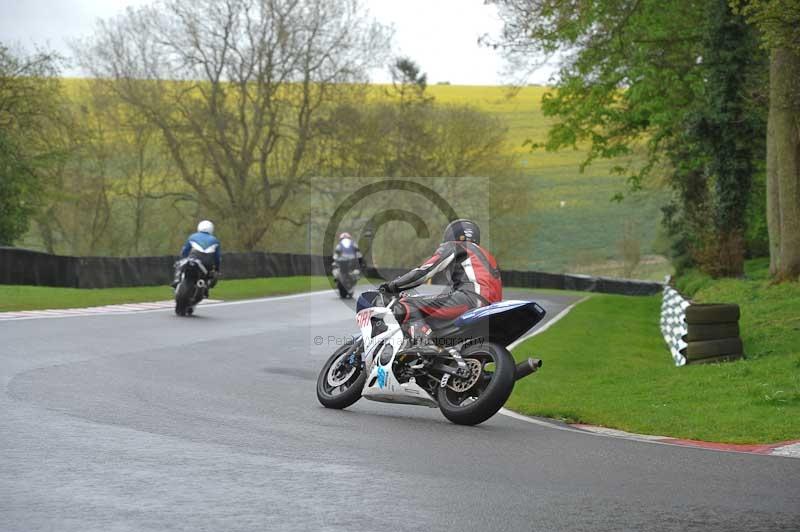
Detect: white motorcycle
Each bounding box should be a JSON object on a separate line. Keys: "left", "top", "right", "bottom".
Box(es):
{"left": 316, "top": 288, "right": 545, "bottom": 426}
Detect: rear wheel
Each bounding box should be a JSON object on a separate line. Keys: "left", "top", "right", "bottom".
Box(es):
{"left": 175, "top": 280, "right": 190, "bottom": 316}
{"left": 316, "top": 341, "right": 366, "bottom": 409}
{"left": 437, "top": 343, "right": 516, "bottom": 426}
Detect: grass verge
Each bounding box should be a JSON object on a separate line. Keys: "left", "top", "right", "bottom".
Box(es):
{"left": 0, "top": 276, "right": 332, "bottom": 312}
{"left": 508, "top": 262, "right": 800, "bottom": 443}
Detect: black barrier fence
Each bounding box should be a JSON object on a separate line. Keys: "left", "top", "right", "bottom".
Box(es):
{"left": 0, "top": 247, "right": 662, "bottom": 295}
{"left": 500, "top": 270, "right": 662, "bottom": 296}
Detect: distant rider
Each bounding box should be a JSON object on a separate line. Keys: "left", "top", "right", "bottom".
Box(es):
{"left": 332, "top": 232, "right": 366, "bottom": 270}
{"left": 380, "top": 219, "right": 502, "bottom": 348}
{"left": 172, "top": 220, "right": 221, "bottom": 292}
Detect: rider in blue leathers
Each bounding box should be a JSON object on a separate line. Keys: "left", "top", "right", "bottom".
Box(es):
{"left": 172, "top": 220, "right": 221, "bottom": 290}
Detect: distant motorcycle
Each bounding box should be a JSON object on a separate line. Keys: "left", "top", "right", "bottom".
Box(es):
{"left": 332, "top": 253, "right": 362, "bottom": 299}
{"left": 316, "top": 288, "right": 545, "bottom": 426}
{"left": 173, "top": 257, "right": 211, "bottom": 316}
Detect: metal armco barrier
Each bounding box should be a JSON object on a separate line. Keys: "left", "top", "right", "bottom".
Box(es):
{"left": 660, "top": 278, "right": 690, "bottom": 366}
{"left": 0, "top": 247, "right": 663, "bottom": 296}
{"left": 0, "top": 247, "right": 327, "bottom": 289}
{"left": 501, "top": 270, "right": 662, "bottom": 296}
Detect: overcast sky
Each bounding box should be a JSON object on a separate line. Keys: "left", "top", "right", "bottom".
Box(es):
{"left": 0, "top": 0, "right": 555, "bottom": 85}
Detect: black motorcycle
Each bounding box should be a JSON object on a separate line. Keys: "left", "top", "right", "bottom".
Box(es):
{"left": 173, "top": 257, "right": 211, "bottom": 316}
{"left": 332, "top": 253, "right": 362, "bottom": 299}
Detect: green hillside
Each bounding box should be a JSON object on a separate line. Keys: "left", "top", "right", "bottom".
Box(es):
{"left": 425, "top": 84, "right": 669, "bottom": 278}
{"left": 21, "top": 81, "right": 669, "bottom": 280}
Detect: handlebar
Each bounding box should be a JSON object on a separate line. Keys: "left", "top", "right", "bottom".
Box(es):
{"left": 377, "top": 285, "right": 399, "bottom": 309}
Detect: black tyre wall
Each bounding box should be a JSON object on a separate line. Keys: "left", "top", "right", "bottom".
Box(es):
{"left": 683, "top": 322, "right": 740, "bottom": 342}
{"left": 683, "top": 338, "right": 743, "bottom": 360}
{"left": 685, "top": 304, "right": 740, "bottom": 324}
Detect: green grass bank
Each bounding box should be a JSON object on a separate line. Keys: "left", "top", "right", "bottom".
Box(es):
{"left": 508, "top": 259, "right": 800, "bottom": 443}
{"left": 0, "top": 276, "right": 332, "bottom": 312}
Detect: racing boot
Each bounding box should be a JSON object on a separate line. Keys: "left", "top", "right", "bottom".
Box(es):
{"left": 207, "top": 272, "right": 218, "bottom": 296}
{"left": 170, "top": 269, "right": 181, "bottom": 289}
{"left": 405, "top": 319, "right": 439, "bottom": 354}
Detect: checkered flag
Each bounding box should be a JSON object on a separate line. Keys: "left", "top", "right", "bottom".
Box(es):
{"left": 660, "top": 276, "right": 690, "bottom": 366}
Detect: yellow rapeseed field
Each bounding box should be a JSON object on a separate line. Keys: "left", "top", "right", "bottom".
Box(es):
{"left": 54, "top": 79, "right": 669, "bottom": 278}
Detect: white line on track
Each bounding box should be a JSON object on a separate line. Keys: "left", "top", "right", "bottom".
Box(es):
{"left": 7, "top": 286, "right": 795, "bottom": 457}
{"left": 0, "top": 289, "right": 332, "bottom": 322}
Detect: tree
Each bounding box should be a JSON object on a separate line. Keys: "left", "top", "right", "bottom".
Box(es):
{"left": 0, "top": 45, "right": 63, "bottom": 246}
{"left": 77, "top": 0, "right": 391, "bottom": 251}
{"left": 732, "top": 0, "right": 800, "bottom": 280}
{"left": 386, "top": 57, "right": 435, "bottom": 176}
{"left": 425, "top": 104, "right": 510, "bottom": 177}
{"left": 0, "top": 128, "right": 36, "bottom": 245}
{"left": 487, "top": 0, "right": 767, "bottom": 276}
{"left": 389, "top": 57, "right": 431, "bottom": 107}
{"left": 31, "top": 92, "right": 115, "bottom": 256}
{"left": 314, "top": 99, "right": 514, "bottom": 179}
{"left": 670, "top": 0, "right": 766, "bottom": 276}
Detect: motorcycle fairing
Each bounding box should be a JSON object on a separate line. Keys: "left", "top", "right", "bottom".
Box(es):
{"left": 446, "top": 300, "right": 547, "bottom": 347}
{"left": 176, "top": 256, "right": 208, "bottom": 275}
{"left": 357, "top": 303, "right": 438, "bottom": 408}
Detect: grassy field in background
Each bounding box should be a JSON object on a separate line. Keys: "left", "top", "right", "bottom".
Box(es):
{"left": 50, "top": 81, "right": 670, "bottom": 280}
{"left": 508, "top": 267, "right": 800, "bottom": 442}
{"left": 408, "top": 85, "right": 670, "bottom": 279}
{"left": 0, "top": 276, "right": 331, "bottom": 312}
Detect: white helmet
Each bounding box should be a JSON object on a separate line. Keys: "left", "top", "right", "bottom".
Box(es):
{"left": 197, "top": 220, "right": 215, "bottom": 234}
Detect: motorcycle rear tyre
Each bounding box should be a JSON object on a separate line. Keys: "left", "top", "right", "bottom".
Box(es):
{"left": 437, "top": 343, "right": 516, "bottom": 426}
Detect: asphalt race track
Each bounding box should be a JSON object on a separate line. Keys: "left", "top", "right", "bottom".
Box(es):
{"left": 2, "top": 288, "right": 799, "bottom": 532}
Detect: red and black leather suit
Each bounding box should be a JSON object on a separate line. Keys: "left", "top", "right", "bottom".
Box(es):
{"left": 387, "top": 240, "right": 503, "bottom": 336}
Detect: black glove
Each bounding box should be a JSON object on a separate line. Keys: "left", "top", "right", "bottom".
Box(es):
{"left": 379, "top": 282, "right": 399, "bottom": 295}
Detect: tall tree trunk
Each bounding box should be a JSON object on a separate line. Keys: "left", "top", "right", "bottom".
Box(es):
{"left": 769, "top": 47, "right": 800, "bottom": 280}
{"left": 766, "top": 85, "right": 781, "bottom": 276}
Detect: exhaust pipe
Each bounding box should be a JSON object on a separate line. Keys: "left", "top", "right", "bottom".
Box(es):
{"left": 515, "top": 358, "right": 542, "bottom": 381}
{"left": 196, "top": 279, "right": 206, "bottom": 288}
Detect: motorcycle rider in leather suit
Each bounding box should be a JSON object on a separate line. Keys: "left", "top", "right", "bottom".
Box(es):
{"left": 171, "top": 220, "right": 221, "bottom": 293}
{"left": 380, "top": 219, "right": 502, "bottom": 348}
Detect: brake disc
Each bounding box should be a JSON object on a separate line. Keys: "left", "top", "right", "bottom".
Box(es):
{"left": 447, "top": 359, "right": 482, "bottom": 393}
{"left": 327, "top": 353, "right": 356, "bottom": 387}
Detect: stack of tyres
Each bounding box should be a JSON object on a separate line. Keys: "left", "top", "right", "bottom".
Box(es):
{"left": 681, "top": 304, "right": 744, "bottom": 364}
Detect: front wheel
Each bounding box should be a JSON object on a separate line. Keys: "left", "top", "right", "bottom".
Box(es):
{"left": 316, "top": 341, "right": 366, "bottom": 409}
{"left": 437, "top": 343, "right": 516, "bottom": 426}
{"left": 336, "top": 280, "right": 349, "bottom": 299}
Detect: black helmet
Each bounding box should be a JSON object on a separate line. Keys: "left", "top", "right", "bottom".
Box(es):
{"left": 442, "top": 219, "right": 480, "bottom": 245}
